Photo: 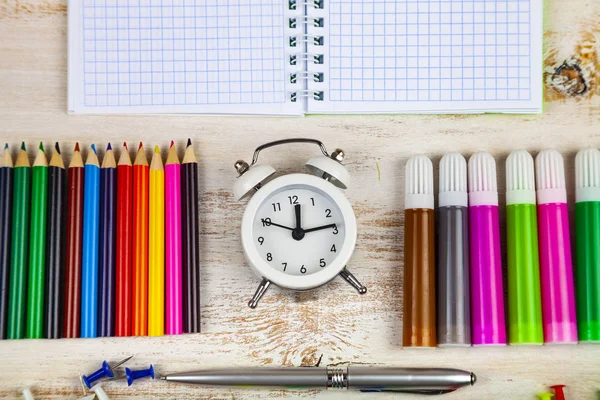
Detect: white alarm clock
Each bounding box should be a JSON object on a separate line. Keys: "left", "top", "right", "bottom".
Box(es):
{"left": 233, "top": 139, "right": 367, "bottom": 308}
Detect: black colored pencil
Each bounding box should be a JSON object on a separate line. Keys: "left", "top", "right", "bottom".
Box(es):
{"left": 0, "top": 144, "right": 13, "bottom": 339}
{"left": 181, "top": 138, "right": 200, "bottom": 333}
{"left": 44, "top": 143, "right": 65, "bottom": 339}
{"left": 98, "top": 143, "right": 117, "bottom": 337}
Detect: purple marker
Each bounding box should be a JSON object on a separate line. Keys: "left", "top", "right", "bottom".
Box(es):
{"left": 468, "top": 152, "right": 507, "bottom": 346}
{"left": 535, "top": 150, "right": 578, "bottom": 344}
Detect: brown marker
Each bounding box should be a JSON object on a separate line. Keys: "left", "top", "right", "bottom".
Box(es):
{"left": 403, "top": 155, "right": 436, "bottom": 347}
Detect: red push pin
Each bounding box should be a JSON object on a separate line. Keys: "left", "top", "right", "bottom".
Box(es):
{"left": 551, "top": 384, "right": 566, "bottom": 400}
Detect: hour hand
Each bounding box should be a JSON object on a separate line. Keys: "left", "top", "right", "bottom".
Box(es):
{"left": 261, "top": 219, "right": 294, "bottom": 231}
{"left": 294, "top": 204, "right": 302, "bottom": 230}
{"left": 303, "top": 223, "right": 337, "bottom": 234}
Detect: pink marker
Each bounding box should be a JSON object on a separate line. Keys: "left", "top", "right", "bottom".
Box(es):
{"left": 535, "top": 150, "right": 578, "bottom": 344}
{"left": 166, "top": 142, "right": 182, "bottom": 335}
{"left": 468, "top": 152, "right": 507, "bottom": 346}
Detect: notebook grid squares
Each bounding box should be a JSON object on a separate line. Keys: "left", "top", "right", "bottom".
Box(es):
{"left": 328, "top": 0, "right": 532, "bottom": 103}
{"left": 82, "top": 0, "right": 287, "bottom": 107}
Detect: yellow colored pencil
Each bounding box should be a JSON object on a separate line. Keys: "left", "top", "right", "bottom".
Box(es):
{"left": 148, "top": 145, "right": 165, "bottom": 336}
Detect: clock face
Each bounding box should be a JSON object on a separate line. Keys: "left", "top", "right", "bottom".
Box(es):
{"left": 252, "top": 186, "right": 345, "bottom": 276}
{"left": 241, "top": 173, "right": 357, "bottom": 290}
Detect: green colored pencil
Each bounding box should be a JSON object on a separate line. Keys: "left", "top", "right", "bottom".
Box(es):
{"left": 7, "top": 142, "right": 31, "bottom": 339}
{"left": 26, "top": 142, "right": 48, "bottom": 339}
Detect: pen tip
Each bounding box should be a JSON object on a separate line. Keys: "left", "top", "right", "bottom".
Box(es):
{"left": 39, "top": 142, "right": 44, "bottom": 152}
{"left": 20, "top": 142, "right": 26, "bottom": 151}
{"left": 154, "top": 145, "right": 160, "bottom": 154}
{"left": 170, "top": 140, "right": 175, "bottom": 148}
{"left": 160, "top": 376, "right": 166, "bottom": 380}
{"left": 91, "top": 144, "right": 97, "bottom": 154}
{"left": 470, "top": 373, "right": 477, "bottom": 386}
{"left": 138, "top": 142, "right": 143, "bottom": 150}
{"left": 55, "top": 142, "right": 61, "bottom": 154}
{"left": 186, "top": 138, "right": 191, "bottom": 147}
{"left": 107, "top": 142, "right": 112, "bottom": 151}
{"left": 74, "top": 142, "right": 80, "bottom": 152}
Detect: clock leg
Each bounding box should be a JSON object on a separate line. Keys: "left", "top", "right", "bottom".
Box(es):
{"left": 339, "top": 267, "right": 367, "bottom": 294}
{"left": 248, "top": 278, "right": 272, "bottom": 308}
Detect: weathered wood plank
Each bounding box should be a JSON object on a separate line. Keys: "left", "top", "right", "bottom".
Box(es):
{"left": 0, "top": 0, "right": 599, "bottom": 399}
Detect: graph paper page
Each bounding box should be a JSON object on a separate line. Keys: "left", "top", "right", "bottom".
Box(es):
{"left": 309, "top": 0, "right": 543, "bottom": 114}
{"left": 68, "top": 0, "right": 302, "bottom": 115}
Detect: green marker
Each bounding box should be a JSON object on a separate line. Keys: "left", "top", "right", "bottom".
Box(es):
{"left": 575, "top": 148, "right": 600, "bottom": 342}
{"left": 26, "top": 142, "right": 48, "bottom": 339}
{"left": 7, "top": 142, "right": 31, "bottom": 339}
{"left": 505, "top": 150, "right": 543, "bottom": 345}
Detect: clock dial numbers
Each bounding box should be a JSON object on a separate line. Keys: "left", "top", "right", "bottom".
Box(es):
{"left": 252, "top": 187, "right": 345, "bottom": 276}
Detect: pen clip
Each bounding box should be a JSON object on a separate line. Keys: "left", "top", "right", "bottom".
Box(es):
{"left": 359, "top": 389, "right": 456, "bottom": 395}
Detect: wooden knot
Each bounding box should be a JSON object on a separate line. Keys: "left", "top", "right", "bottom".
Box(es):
{"left": 549, "top": 61, "right": 588, "bottom": 97}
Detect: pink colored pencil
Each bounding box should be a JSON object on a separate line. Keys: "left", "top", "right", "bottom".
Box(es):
{"left": 165, "top": 142, "right": 182, "bottom": 335}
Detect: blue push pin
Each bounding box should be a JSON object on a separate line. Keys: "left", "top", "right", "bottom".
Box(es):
{"left": 126, "top": 364, "right": 155, "bottom": 386}
{"left": 82, "top": 356, "right": 133, "bottom": 389}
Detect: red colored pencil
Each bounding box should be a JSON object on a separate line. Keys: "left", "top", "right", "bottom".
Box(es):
{"left": 63, "top": 143, "right": 84, "bottom": 338}
{"left": 132, "top": 143, "right": 149, "bottom": 336}
{"left": 115, "top": 143, "right": 133, "bottom": 336}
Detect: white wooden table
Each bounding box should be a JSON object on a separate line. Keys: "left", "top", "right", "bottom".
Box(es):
{"left": 1, "top": 1, "right": 600, "bottom": 399}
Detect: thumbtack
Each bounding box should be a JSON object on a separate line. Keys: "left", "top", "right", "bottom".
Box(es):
{"left": 537, "top": 393, "right": 555, "bottom": 400}
{"left": 22, "top": 387, "right": 34, "bottom": 400}
{"left": 126, "top": 364, "right": 155, "bottom": 386}
{"left": 82, "top": 356, "right": 133, "bottom": 388}
{"left": 551, "top": 385, "right": 566, "bottom": 400}
{"left": 91, "top": 385, "right": 111, "bottom": 400}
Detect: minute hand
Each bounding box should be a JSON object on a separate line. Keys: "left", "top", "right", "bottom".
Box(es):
{"left": 303, "top": 223, "right": 337, "bottom": 233}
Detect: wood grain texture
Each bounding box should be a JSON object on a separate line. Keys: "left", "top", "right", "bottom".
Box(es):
{"left": 1, "top": 1, "right": 600, "bottom": 399}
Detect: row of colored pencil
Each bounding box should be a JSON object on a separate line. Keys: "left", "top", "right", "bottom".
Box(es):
{"left": 0, "top": 140, "right": 200, "bottom": 339}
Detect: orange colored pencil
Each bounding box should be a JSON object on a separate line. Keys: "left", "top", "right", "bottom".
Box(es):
{"left": 132, "top": 143, "right": 149, "bottom": 336}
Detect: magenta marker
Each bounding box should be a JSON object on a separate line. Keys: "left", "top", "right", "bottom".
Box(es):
{"left": 468, "top": 152, "right": 507, "bottom": 346}
{"left": 535, "top": 150, "right": 578, "bottom": 344}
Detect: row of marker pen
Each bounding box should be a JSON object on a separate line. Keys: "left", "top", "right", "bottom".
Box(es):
{"left": 403, "top": 148, "right": 600, "bottom": 347}
{"left": 0, "top": 140, "right": 200, "bottom": 339}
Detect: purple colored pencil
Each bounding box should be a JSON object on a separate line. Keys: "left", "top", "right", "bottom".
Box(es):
{"left": 98, "top": 143, "right": 117, "bottom": 337}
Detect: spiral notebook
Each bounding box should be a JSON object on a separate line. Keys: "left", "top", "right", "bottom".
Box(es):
{"left": 68, "top": 0, "right": 543, "bottom": 115}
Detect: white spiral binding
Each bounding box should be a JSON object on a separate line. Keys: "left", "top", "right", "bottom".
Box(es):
{"left": 289, "top": 0, "right": 324, "bottom": 10}
{"left": 288, "top": 1, "right": 325, "bottom": 102}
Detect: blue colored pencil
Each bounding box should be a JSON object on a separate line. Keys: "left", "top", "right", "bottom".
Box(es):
{"left": 81, "top": 144, "right": 100, "bottom": 338}
{"left": 98, "top": 143, "right": 117, "bottom": 337}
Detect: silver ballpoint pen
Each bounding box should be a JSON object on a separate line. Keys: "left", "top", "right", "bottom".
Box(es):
{"left": 161, "top": 366, "right": 476, "bottom": 394}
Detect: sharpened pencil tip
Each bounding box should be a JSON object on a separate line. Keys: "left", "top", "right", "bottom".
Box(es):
{"left": 4, "top": 143, "right": 8, "bottom": 150}
{"left": 55, "top": 142, "right": 61, "bottom": 154}
{"left": 123, "top": 142, "right": 128, "bottom": 149}
{"left": 74, "top": 142, "right": 80, "bottom": 152}
{"left": 138, "top": 142, "right": 143, "bottom": 150}
{"left": 107, "top": 142, "right": 112, "bottom": 151}
{"left": 21, "top": 142, "right": 26, "bottom": 151}
{"left": 186, "top": 138, "right": 191, "bottom": 147}
{"left": 170, "top": 140, "right": 174, "bottom": 148}
{"left": 154, "top": 145, "right": 160, "bottom": 154}
{"left": 91, "top": 144, "right": 97, "bottom": 154}
{"left": 39, "top": 142, "right": 44, "bottom": 152}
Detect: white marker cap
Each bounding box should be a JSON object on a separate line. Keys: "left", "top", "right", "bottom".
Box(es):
{"left": 575, "top": 148, "right": 600, "bottom": 203}
{"left": 439, "top": 152, "right": 468, "bottom": 208}
{"left": 468, "top": 151, "right": 498, "bottom": 206}
{"left": 405, "top": 155, "right": 434, "bottom": 210}
{"left": 506, "top": 150, "right": 536, "bottom": 205}
{"left": 536, "top": 149, "right": 567, "bottom": 204}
